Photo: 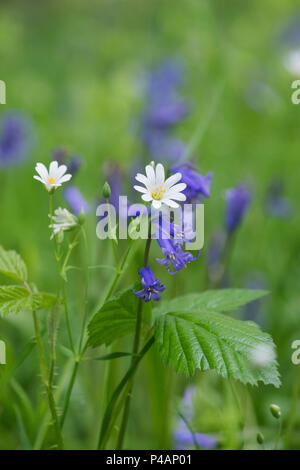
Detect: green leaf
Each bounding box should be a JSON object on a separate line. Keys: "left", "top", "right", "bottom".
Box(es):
{"left": 84, "top": 352, "right": 134, "bottom": 361}
{"left": 88, "top": 286, "right": 150, "bottom": 348}
{"left": 0, "top": 286, "right": 31, "bottom": 316}
{"left": 153, "top": 289, "right": 268, "bottom": 319}
{"left": 32, "top": 292, "right": 58, "bottom": 310}
{"left": 155, "top": 310, "right": 280, "bottom": 387}
{"left": 0, "top": 246, "right": 28, "bottom": 282}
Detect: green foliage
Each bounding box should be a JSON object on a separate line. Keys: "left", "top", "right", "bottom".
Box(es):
{"left": 0, "top": 286, "right": 32, "bottom": 316}
{"left": 153, "top": 289, "right": 269, "bottom": 319}
{"left": 0, "top": 246, "right": 28, "bottom": 283}
{"left": 88, "top": 287, "right": 144, "bottom": 347}
{"left": 154, "top": 290, "right": 280, "bottom": 387}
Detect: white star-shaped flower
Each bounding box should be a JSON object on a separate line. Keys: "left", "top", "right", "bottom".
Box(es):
{"left": 134, "top": 163, "right": 186, "bottom": 209}
{"left": 34, "top": 161, "right": 72, "bottom": 192}
{"left": 49, "top": 207, "right": 78, "bottom": 239}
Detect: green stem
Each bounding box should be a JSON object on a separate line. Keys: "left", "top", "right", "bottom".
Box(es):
{"left": 98, "top": 336, "right": 155, "bottom": 450}
{"left": 285, "top": 365, "right": 300, "bottom": 448}
{"left": 60, "top": 240, "right": 134, "bottom": 429}
{"left": 61, "top": 279, "right": 75, "bottom": 354}
{"left": 32, "top": 309, "right": 64, "bottom": 450}
{"left": 116, "top": 232, "right": 152, "bottom": 450}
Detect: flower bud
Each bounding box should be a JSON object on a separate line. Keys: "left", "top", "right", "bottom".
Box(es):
{"left": 270, "top": 403, "right": 281, "bottom": 419}
{"left": 256, "top": 432, "right": 264, "bottom": 445}
{"left": 102, "top": 181, "right": 111, "bottom": 199}
{"left": 77, "top": 208, "right": 86, "bottom": 225}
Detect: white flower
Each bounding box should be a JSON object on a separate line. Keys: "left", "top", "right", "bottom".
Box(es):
{"left": 133, "top": 162, "right": 186, "bottom": 209}
{"left": 49, "top": 207, "right": 77, "bottom": 238}
{"left": 34, "top": 161, "right": 72, "bottom": 192}
{"left": 250, "top": 343, "right": 276, "bottom": 367}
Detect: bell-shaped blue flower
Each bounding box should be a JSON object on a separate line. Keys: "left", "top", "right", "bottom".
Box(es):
{"left": 134, "top": 267, "right": 166, "bottom": 302}
{"left": 225, "top": 185, "right": 251, "bottom": 233}
{"left": 156, "top": 237, "right": 200, "bottom": 274}
{"left": 171, "top": 163, "right": 213, "bottom": 202}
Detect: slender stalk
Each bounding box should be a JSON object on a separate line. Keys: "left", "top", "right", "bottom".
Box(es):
{"left": 116, "top": 230, "right": 152, "bottom": 449}
{"left": 61, "top": 279, "right": 75, "bottom": 354}
{"left": 60, "top": 239, "right": 134, "bottom": 429}
{"left": 98, "top": 336, "right": 155, "bottom": 450}
{"left": 285, "top": 365, "right": 300, "bottom": 448}
{"left": 32, "top": 309, "right": 64, "bottom": 449}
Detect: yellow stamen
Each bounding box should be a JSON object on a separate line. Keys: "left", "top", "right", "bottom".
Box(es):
{"left": 48, "top": 177, "right": 55, "bottom": 184}
{"left": 151, "top": 186, "right": 165, "bottom": 200}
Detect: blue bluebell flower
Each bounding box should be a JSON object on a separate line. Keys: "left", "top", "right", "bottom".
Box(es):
{"left": 225, "top": 185, "right": 251, "bottom": 233}
{"left": 174, "top": 386, "right": 217, "bottom": 450}
{"left": 52, "top": 147, "right": 82, "bottom": 177}
{"left": 64, "top": 186, "right": 90, "bottom": 216}
{"left": 156, "top": 237, "right": 200, "bottom": 274}
{"left": 265, "top": 179, "right": 293, "bottom": 218}
{"left": 134, "top": 267, "right": 166, "bottom": 302}
{"left": 0, "top": 113, "right": 32, "bottom": 167}
{"left": 171, "top": 163, "right": 213, "bottom": 202}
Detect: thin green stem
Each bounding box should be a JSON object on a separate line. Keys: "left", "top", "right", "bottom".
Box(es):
{"left": 32, "top": 309, "right": 64, "bottom": 449}
{"left": 116, "top": 231, "right": 152, "bottom": 450}
{"left": 61, "top": 279, "right": 75, "bottom": 354}
{"left": 60, "top": 239, "right": 135, "bottom": 429}
{"left": 97, "top": 336, "right": 155, "bottom": 450}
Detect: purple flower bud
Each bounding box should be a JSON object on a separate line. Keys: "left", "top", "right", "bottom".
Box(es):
{"left": 225, "top": 185, "right": 251, "bottom": 233}
{"left": 64, "top": 186, "right": 90, "bottom": 216}
{"left": 0, "top": 113, "right": 32, "bottom": 167}
{"left": 134, "top": 267, "right": 166, "bottom": 302}
{"left": 171, "top": 163, "right": 213, "bottom": 202}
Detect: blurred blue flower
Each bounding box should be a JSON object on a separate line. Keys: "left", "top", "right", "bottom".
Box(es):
{"left": 134, "top": 267, "right": 166, "bottom": 302}
{"left": 174, "top": 386, "right": 217, "bottom": 450}
{"left": 171, "top": 162, "right": 213, "bottom": 202}
{"left": 225, "top": 185, "right": 251, "bottom": 233}
{"left": 0, "top": 113, "right": 32, "bottom": 167}
{"left": 64, "top": 186, "right": 90, "bottom": 216}
{"left": 52, "top": 147, "right": 82, "bottom": 177}
{"left": 265, "top": 179, "right": 293, "bottom": 218}
{"left": 140, "top": 60, "right": 190, "bottom": 162}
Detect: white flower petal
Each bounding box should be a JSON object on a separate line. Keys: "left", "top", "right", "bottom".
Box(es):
{"left": 164, "top": 172, "right": 182, "bottom": 189}
{"left": 33, "top": 175, "right": 44, "bottom": 183}
{"left": 166, "top": 192, "right": 186, "bottom": 201}
{"left": 49, "top": 160, "right": 59, "bottom": 176}
{"left": 58, "top": 174, "right": 72, "bottom": 183}
{"left": 35, "top": 163, "right": 48, "bottom": 180}
{"left": 135, "top": 173, "right": 149, "bottom": 186}
{"left": 56, "top": 164, "right": 68, "bottom": 180}
{"left": 155, "top": 163, "right": 165, "bottom": 186}
{"left": 152, "top": 199, "right": 162, "bottom": 209}
{"left": 141, "top": 193, "right": 152, "bottom": 202}
{"left": 145, "top": 165, "right": 155, "bottom": 186}
{"left": 167, "top": 182, "right": 187, "bottom": 194}
{"left": 134, "top": 185, "right": 148, "bottom": 194}
{"left": 163, "top": 199, "right": 179, "bottom": 208}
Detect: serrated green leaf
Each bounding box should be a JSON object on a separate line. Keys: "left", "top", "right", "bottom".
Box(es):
{"left": 153, "top": 289, "right": 268, "bottom": 319}
{"left": 155, "top": 310, "right": 280, "bottom": 387}
{"left": 88, "top": 286, "right": 150, "bottom": 348}
{"left": 0, "top": 285, "right": 32, "bottom": 316}
{"left": 32, "top": 292, "right": 58, "bottom": 310}
{"left": 0, "top": 246, "right": 28, "bottom": 283}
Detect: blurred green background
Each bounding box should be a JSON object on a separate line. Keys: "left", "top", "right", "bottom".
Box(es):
{"left": 0, "top": 0, "right": 300, "bottom": 450}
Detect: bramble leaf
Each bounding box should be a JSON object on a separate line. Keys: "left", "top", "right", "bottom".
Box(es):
{"left": 0, "top": 286, "right": 31, "bottom": 316}
{"left": 153, "top": 289, "right": 268, "bottom": 319}
{"left": 155, "top": 308, "right": 280, "bottom": 387}
{"left": 0, "top": 246, "right": 28, "bottom": 283}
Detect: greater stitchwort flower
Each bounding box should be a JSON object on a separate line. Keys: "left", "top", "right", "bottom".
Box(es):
{"left": 134, "top": 267, "right": 166, "bottom": 302}
{"left": 224, "top": 185, "right": 251, "bottom": 233}
{"left": 49, "top": 207, "right": 78, "bottom": 239}
{"left": 134, "top": 162, "right": 186, "bottom": 209}
{"left": 34, "top": 161, "right": 72, "bottom": 192}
